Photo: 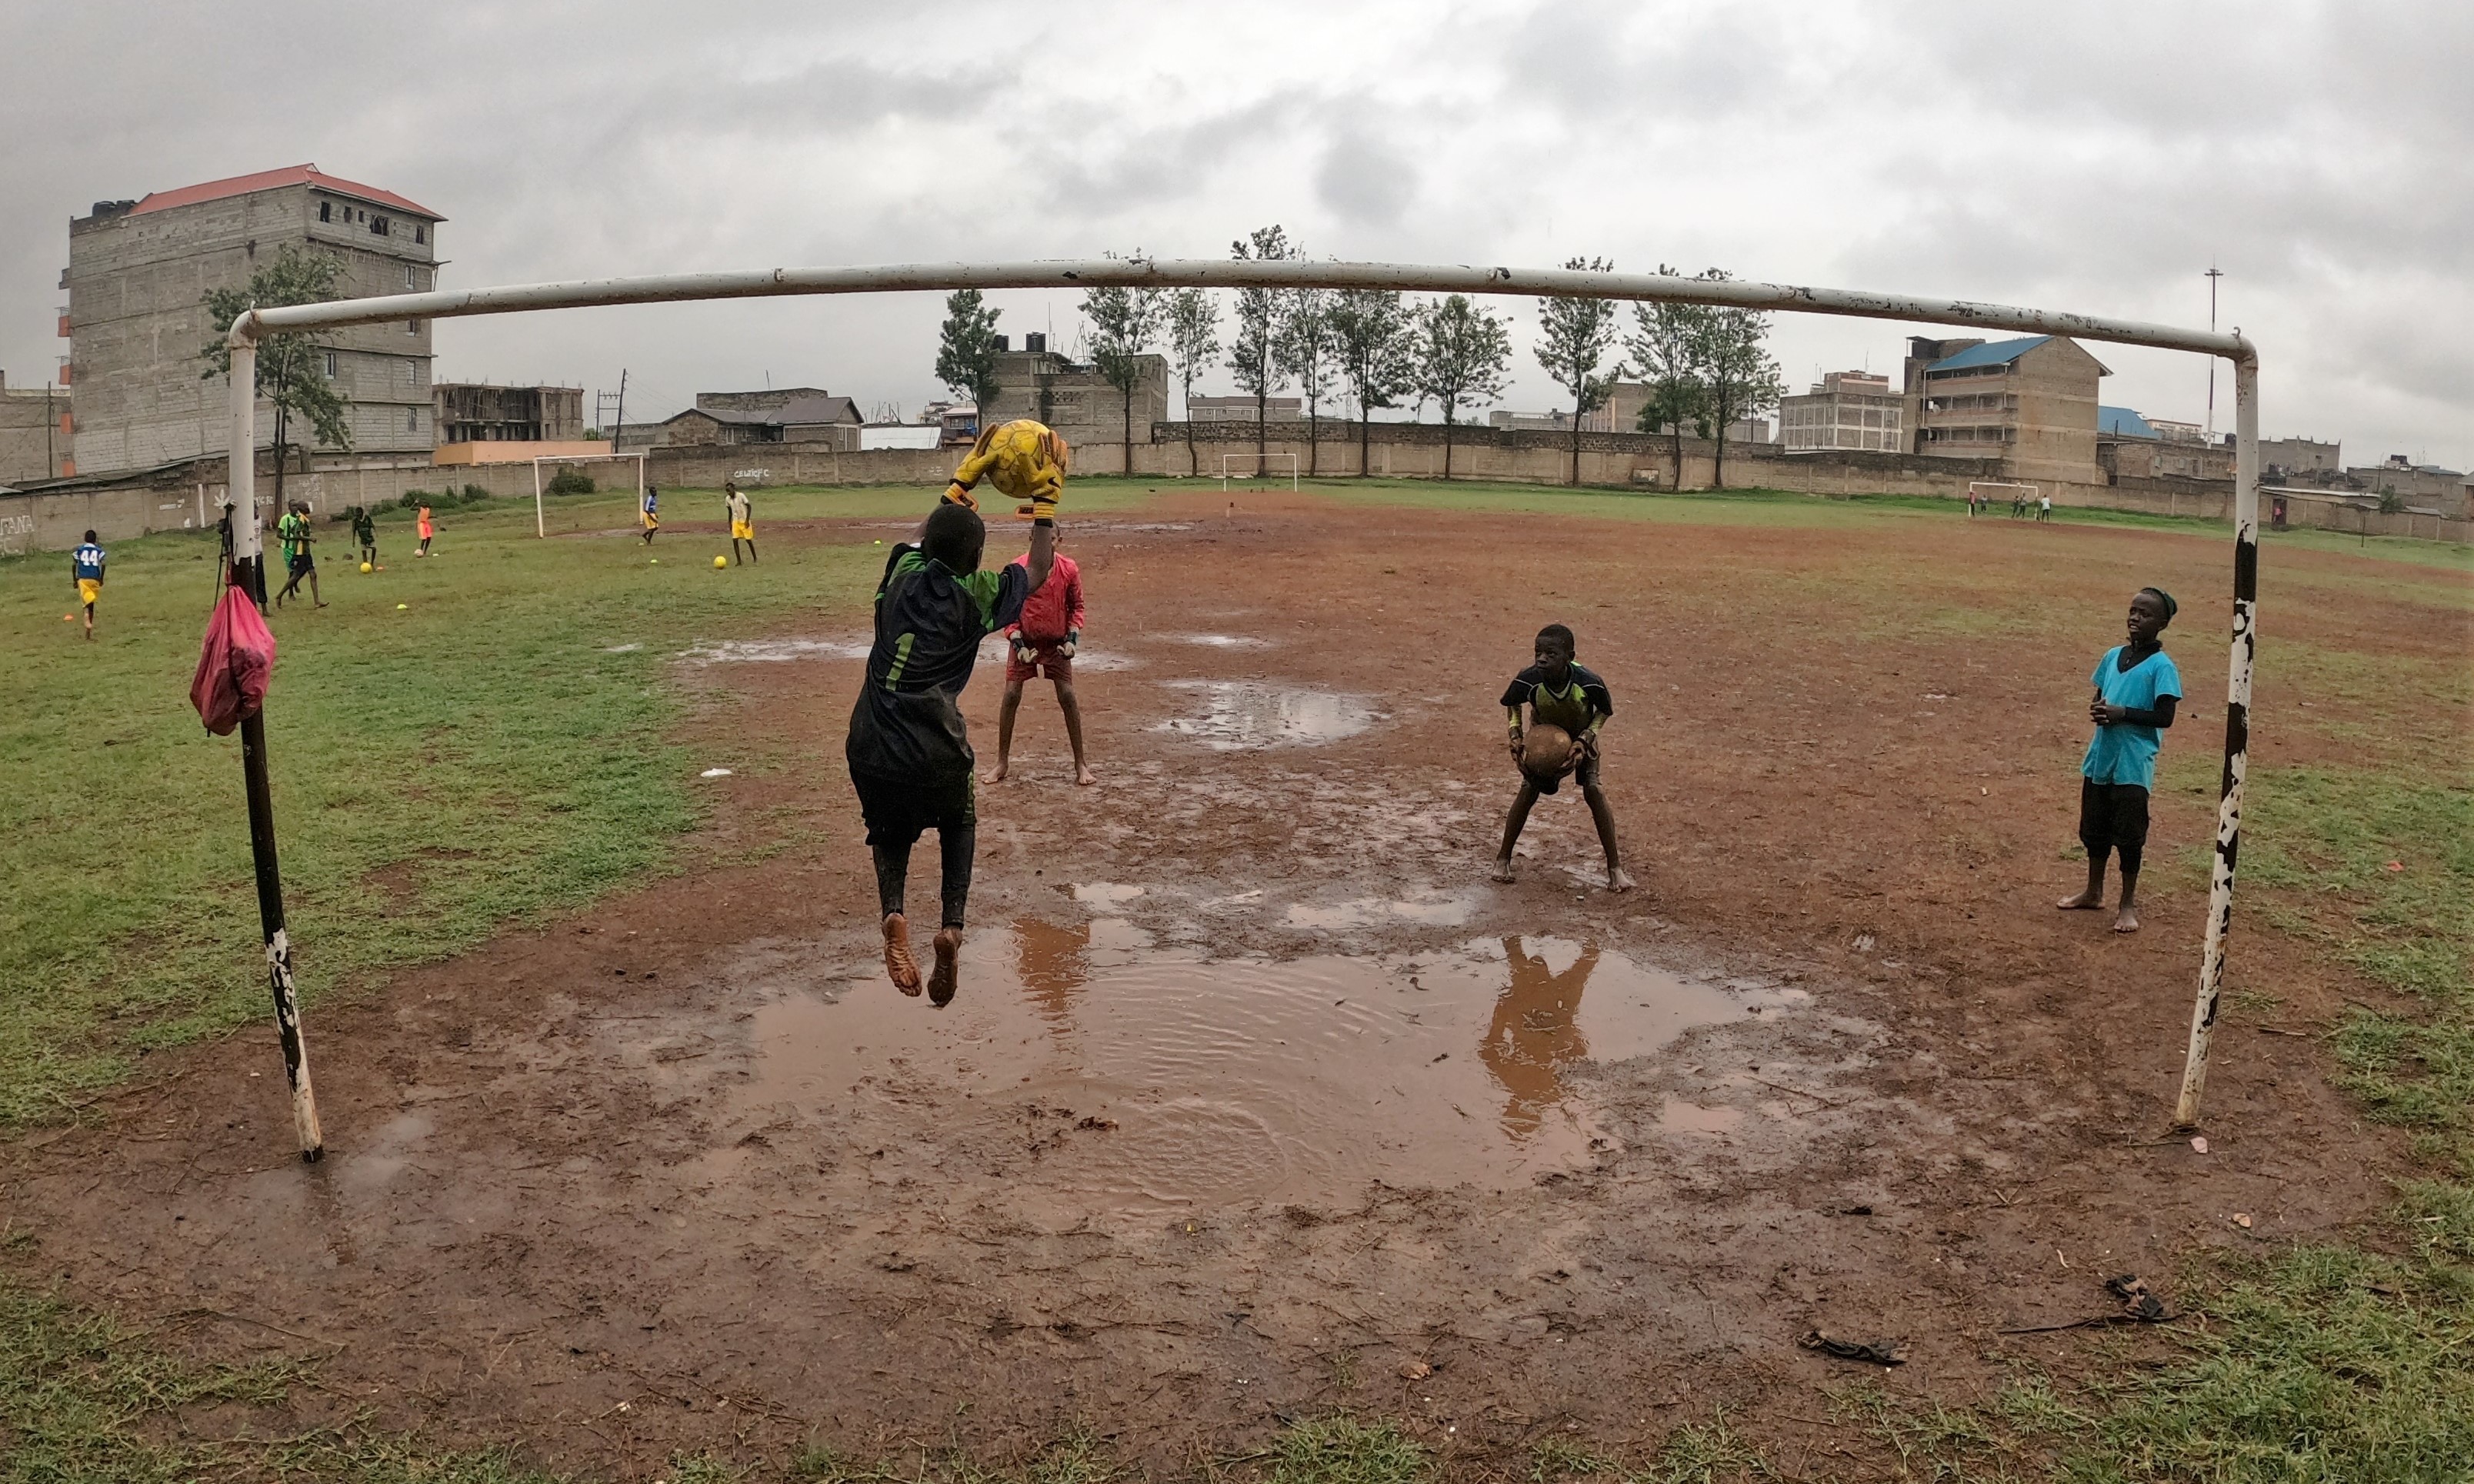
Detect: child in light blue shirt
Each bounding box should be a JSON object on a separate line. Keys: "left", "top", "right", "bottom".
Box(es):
{"left": 2059, "top": 587, "right": 2183, "bottom": 932}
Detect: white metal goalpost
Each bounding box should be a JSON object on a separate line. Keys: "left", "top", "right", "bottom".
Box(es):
{"left": 218, "top": 258, "right": 2262, "bottom": 1160}
{"left": 530, "top": 450, "right": 649, "bottom": 539}
{"left": 1218, "top": 451, "right": 1299, "bottom": 490}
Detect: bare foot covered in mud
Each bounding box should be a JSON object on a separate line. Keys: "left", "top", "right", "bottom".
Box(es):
{"left": 2112, "top": 905, "right": 2140, "bottom": 933}
{"left": 2056, "top": 888, "right": 2106, "bottom": 911}
{"left": 1491, "top": 855, "right": 1518, "bottom": 884}
{"left": 928, "top": 927, "right": 963, "bottom": 1006}
{"left": 882, "top": 913, "right": 922, "bottom": 995}
{"left": 1608, "top": 867, "right": 1637, "bottom": 893}
{"left": 981, "top": 760, "right": 1009, "bottom": 785}
{"left": 1076, "top": 764, "right": 1099, "bottom": 786}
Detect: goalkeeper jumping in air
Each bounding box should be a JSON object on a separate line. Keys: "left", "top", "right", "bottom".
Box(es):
{"left": 845, "top": 419, "right": 1067, "bottom": 1005}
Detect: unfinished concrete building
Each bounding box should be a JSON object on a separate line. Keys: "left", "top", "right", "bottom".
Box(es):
{"left": 1780, "top": 370, "right": 1905, "bottom": 453}
{"left": 1903, "top": 335, "right": 2107, "bottom": 486}
{"left": 435, "top": 383, "right": 585, "bottom": 444}
{"left": 0, "top": 372, "right": 72, "bottom": 485}
{"left": 62, "top": 164, "right": 443, "bottom": 475}
{"left": 985, "top": 341, "right": 1169, "bottom": 453}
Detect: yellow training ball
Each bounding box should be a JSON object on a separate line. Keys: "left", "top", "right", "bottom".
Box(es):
{"left": 714, "top": 555, "right": 729, "bottom": 569}
{"left": 649, "top": 558, "right": 660, "bottom": 565}
{"left": 396, "top": 603, "right": 408, "bottom": 610}
{"left": 359, "top": 561, "right": 374, "bottom": 573}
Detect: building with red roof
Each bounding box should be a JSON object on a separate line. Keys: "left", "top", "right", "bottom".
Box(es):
{"left": 62, "top": 165, "right": 446, "bottom": 476}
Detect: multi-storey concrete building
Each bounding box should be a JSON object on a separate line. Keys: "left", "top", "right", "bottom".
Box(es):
{"left": 62, "top": 164, "right": 443, "bottom": 475}
{"left": 1780, "top": 369, "right": 1904, "bottom": 453}
{"left": 2259, "top": 436, "right": 2342, "bottom": 479}
{"left": 1903, "top": 335, "right": 2107, "bottom": 485}
{"left": 985, "top": 347, "right": 1169, "bottom": 453}
{"left": 2097, "top": 405, "right": 2235, "bottom": 481}
{"left": 435, "top": 383, "right": 584, "bottom": 445}
{"left": 0, "top": 372, "right": 72, "bottom": 485}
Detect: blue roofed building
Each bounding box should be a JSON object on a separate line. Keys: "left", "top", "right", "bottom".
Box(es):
{"left": 1901, "top": 334, "right": 2111, "bottom": 485}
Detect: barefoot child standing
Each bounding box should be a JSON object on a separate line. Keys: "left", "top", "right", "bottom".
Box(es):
{"left": 2059, "top": 587, "right": 2182, "bottom": 933}
{"left": 1492, "top": 623, "right": 1634, "bottom": 892}
{"left": 847, "top": 422, "right": 1063, "bottom": 1005}
{"left": 985, "top": 529, "right": 1094, "bottom": 786}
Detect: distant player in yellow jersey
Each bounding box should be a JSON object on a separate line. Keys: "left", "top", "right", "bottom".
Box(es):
{"left": 725, "top": 480, "right": 757, "bottom": 565}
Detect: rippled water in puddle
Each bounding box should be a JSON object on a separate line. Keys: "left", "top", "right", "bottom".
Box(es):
{"left": 735, "top": 930, "right": 1801, "bottom": 1214}
{"left": 677, "top": 635, "right": 1136, "bottom": 670}
{"left": 1154, "top": 680, "right": 1382, "bottom": 749}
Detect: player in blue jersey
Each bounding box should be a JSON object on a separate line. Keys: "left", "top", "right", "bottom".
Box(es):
{"left": 70, "top": 530, "right": 106, "bottom": 641}
{"left": 2059, "top": 587, "right": 2184, "bottom": 933}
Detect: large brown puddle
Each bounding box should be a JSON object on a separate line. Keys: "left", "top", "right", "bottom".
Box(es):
{"left": 1153, "top": 680, "right": 1383, "bottom": 749}
{"left": 730, "top": 920, "right": 1805, "bottom": 1216}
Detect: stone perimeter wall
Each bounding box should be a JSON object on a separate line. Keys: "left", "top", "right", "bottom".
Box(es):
{"left": 8, "top": 431, "right": 2467, "bottom": 558}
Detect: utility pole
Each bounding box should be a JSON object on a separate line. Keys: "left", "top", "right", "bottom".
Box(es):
{"left": 2204, "top": 265, "right": 2224, "bottom": 441}
{"left": 605, "top": 365, "right": 628, "bottom": 452}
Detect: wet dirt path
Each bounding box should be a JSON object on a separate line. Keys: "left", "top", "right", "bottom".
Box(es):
{"left": 5, "top": 493, "right": 2433, "bottom": 1474}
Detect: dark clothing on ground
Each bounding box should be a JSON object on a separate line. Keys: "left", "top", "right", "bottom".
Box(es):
{"left": 2079, "top": 779, "right": 2152, "bottom": 877}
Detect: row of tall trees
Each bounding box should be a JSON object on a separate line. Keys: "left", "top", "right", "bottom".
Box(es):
{"left": 1534, "top": 261, "right": 1786, "bottom": 489}
{"left": 933, "top": 242, "right": 1786, "bottom": 487}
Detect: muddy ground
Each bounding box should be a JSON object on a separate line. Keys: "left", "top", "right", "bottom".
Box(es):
{"left": 7, "top": 492, "right": 2449, "bottom": 1479}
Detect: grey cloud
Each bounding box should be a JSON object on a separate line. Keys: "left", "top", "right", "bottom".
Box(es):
{"left": 1, "top": 0, "right": 2465, "bottom": 463}
{"left": 1315, "top": 128, "right": 1418, "bottom": 227}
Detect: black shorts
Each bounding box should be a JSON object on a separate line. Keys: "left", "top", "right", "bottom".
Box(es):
{"left": 2079, "top": 779, "right": 2150, "bottom": 852}
{"left": 1529, "top": 753, "right": 1600, "bottom": 797}
{"left": 850, "top": 767, "right": 975, "bottom": 849}
{"left": 288, "top": 552, "right": 315, "bottom": 575}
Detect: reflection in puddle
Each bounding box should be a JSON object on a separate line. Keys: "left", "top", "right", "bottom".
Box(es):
{"left": 733, "top": 932, "right": 1763, "bottom": 1214}
{"left": 1171, "top": 633, "right": 1273, "bottom": 649}
{"left": 1155, "top": 681, "right": 1382, "bottom": 750}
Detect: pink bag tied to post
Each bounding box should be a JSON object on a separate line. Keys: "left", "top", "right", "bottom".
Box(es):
{"left": 191, "top": 582, "right": 276, "bottom": 735}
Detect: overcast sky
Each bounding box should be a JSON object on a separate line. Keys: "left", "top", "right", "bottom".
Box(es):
{"left": 3, "top": 1, "right": 2467, "bottom": 466}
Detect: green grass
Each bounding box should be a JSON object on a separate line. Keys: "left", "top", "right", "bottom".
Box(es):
{"left": 0, "top": 482, "right": 1107, "bottom": 1125}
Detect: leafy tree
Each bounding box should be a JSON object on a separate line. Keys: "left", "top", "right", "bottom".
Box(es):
{"left": 199, "top": 245, "right": 353, "bottom": 517}
{"left": 1414, "top": 294, "right": 1512, "bottom": 481}
{"left": 1533, "top": 255, "right": 1622, "bottom": 485}
{"left": 1275, "top": 284, "right": 1337, "bottom": 476}
{"left": 1623, "top": 265, "right": 1713, "bottom": 490}
{"left": 1326, "top": 288, "right": 1416, "bottom": 479}
{"left": 1226, "top": 225, "right": 1299, "bottom": 465}
{"left": 933, "top": 288, "right": 1003, "bottom": 435}
{"left": 1689, "top": 269, "right": 1783, "bottom": 489}
{"left": 1080, "top": 261, "right": 1165, "bottom": 478}
{"left": 1164, "top": 287, "right": 1219, "bottom": 475}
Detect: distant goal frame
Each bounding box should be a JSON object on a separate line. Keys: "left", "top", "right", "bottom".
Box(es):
{"left": 213, "top": 256, "right": 2264, "bottom": 1162}
{"left": 531, "top": 451, "right": 649, "bottom": 539}
{"left": 1218, "top": 451, "right": 1300, "bottom": 490}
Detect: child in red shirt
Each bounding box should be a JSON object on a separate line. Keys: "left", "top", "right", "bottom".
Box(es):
{"left": 984, "top": 535, "right": 1095, "bottom": 785}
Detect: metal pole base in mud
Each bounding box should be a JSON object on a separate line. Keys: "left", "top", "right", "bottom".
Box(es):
{"left": 226, "top": 346, "right": 323, "bottom": 1162}
{"left": 238, "top": 645, "right": 323, "bottom": 1162}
